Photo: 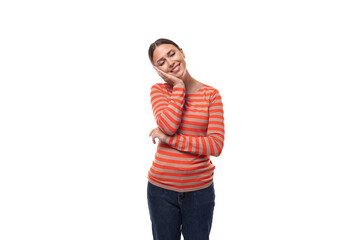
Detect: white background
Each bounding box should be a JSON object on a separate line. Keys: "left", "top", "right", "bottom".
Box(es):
{"left": 1, "top": 0, "right": 359, "bottom": 239}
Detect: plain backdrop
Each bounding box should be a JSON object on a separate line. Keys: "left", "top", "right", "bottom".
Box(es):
{"left": 1, "top": 0, "right": 359, "bottom": 239}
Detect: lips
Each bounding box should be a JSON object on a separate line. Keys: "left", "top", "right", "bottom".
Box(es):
{"left": 171, "top": 64, "right": 180, "bottom": 72}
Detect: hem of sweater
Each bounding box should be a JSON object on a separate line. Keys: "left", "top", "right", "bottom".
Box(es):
{"left": 147, "top": 177, "right": 213, "bottom": 193}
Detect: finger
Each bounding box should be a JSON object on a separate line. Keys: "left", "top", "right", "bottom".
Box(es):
{"left": 155, "top": 70, "right": 173, "bottom": 85}
{"left": 154, "top": 67, "right": 163, "bottom": 77}
{"left": 149, "top": 128, "right": 157, "bottom": 137}
{"left": 155, "top": 68, "right": 165, "bottom": 77}
{"left": 157, "top": 70, "right": 167, "bottom": 78}
{"left": 157, "top": 71, "right": 168, "bottom": 82}
{"left": 158, "top": 69, "right": 169, "bottom": 76}
{"left": 157, "top": 69, "right": 168, "bottom": 77}
{"left": 159, "top": 71, "right": 178, "bottom": 82}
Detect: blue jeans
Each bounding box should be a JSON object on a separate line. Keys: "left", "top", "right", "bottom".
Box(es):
{"left": 147, "top": 182, "right": 215, "bottom": 240}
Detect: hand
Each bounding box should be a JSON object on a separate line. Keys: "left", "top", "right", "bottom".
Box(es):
{"left": 149, "top": 127, "right": 169, "bottom": 144}
{"left": 153, "top": 66, "right": 185, "bottom": 87}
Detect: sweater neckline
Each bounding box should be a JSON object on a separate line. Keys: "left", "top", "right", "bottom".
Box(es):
{"left": 186, "top": 83, "right": 203, "bottom": 95}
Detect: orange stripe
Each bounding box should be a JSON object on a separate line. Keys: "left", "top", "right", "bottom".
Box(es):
{"left": 214, "top": 140, "right": 222, "bottom": 153}
{"left": 189, "top": 136, "right": 193, "bottom": 153}
{"left": 184, "top": 109, "right": 208, "bottom": 113}
{"left": 185, "top": 94, "right": 210, "bottom": 103}
{"left": 201, "top": 137, "right": 207, "bottom": 155}
{"left": 158, "top": 119, "right": 166, "bottom": 132}
{"left": 208, "top": 121, "right": 224, "bottom": 125}
{"left": 170, "top": 100, "right": 183, "bottom": 111}
{"left": 169, "top": 136, "right": 174, "bottom": 145}
{"left": 195, "top": 137, "right": 200, "bottom": 154}
{"left": 180, "top": 136, "right": 186, "bottom": 151}
{"left": 150, "top": 173, "right": 213, "bottom": 184}
{"left": 157, "top": 149, "right": 196, "bottom": 158}
{"left": 209, "top": 115, "right": 224, "bottom": 120}
{"left": 150, "top": 165, "right": 214, "bottom": 177}
{"left": 159, "top": 118, "right": 175, "bottom": 133}
{"left": 209, "top": 138, "right": 215, "bottom": 156}
{"left": 150, "top": 87, "right": 162, "bottom": 93}
{"left": 185, "top": 103, "right": 208, "bottom": 108}
{"left": 209, "top": 109, "right": 223, "bottom": 113}
{"left": 152, "top": 97, "right": 166, "bottom": 106}
{"left": 155, "top": 155, "right": 209, "bottom": 165}
{"left": 175, "top": 135, "right": 180, "bottom": 148}
{"left": 179, "top": 126, "right": 206, "bottom": 133}
{"left": 171, "top": 93, "right": 185, "bottom": 97}
{"left": 152, "top": 161, "right": 212, "bottom": 171}
{"left": 182, "top": 114, "right": 208, "bottom": 119}
{"left": 167, "top": 107, "right": 181, "bottom": 119}
{"left": 210, "top": 102, "right": 223, "bottom": 107}
{"left": 163, "top": 110, "right": 180, "bottom": 126}
{"left": 173, "top": 98, "right": 185, "bottom": 105}
{"left": 173, "top": 87, "right": 185, "bottom": 91}
{"left": 207, "top": 127, "right": 225, "bottom": 133}
{"left": 181, "top": 120, "right": 208, "bottom": 126}
{"left": 153, "top": 104, "right": 167, "bottom": 116}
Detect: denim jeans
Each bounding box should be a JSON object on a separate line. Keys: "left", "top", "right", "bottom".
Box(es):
{"left": 147, "top": 182, "right": 215, "bottom": 240}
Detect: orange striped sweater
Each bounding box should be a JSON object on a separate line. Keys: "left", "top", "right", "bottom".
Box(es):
{"left": 148, "top": 82, "right": 225, "bottom": 192}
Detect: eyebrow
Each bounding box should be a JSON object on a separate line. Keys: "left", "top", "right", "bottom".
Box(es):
{"left": 156, "top": 49, "right": 175, "bottom": 64}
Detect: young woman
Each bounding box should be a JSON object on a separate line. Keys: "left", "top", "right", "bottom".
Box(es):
{"left": 147, "top": 38, "right": 225, "bottom": 240}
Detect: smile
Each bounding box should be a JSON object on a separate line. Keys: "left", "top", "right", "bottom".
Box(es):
{"left": 171, "top": 64, "right": 180, "bottom": 73}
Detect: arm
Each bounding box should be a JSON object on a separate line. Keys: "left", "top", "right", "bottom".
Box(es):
{"left": 150, "top": 83, "right": 186, "bottom": 136}
{"left": 165, "top": 90, "right": 225, "bottom": 157}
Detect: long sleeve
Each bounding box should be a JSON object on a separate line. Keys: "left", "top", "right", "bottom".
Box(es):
{"left": 166, "top": 89, "right": 225, "bottom": 157}
{"left": 150, "top": 83, "right": 186, "bottom": 136}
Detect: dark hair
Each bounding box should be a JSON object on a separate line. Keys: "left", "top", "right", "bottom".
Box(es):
{"left": 148, "top": 38, "right": 181, "bottom": 65}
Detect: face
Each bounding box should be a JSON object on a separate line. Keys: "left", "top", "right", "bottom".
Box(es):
{"left": 152, "top": 44, "right": 187, "bottom": 77}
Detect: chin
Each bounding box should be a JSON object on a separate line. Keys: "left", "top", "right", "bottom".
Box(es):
{"left": 180, "top": 68, "right": 187, "bottom": 78}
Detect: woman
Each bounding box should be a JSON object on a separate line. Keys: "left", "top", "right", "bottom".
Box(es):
{"left": 147, "top": 38, "right": 225, "bottom": 240}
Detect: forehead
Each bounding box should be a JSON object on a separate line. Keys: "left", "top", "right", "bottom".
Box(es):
{"left": 153, "top": 44, "right": 177, "bottom": 62}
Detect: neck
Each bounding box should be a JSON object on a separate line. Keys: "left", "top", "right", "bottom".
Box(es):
{"left": 180, "top": 69, "right": 201, "bottom": 92}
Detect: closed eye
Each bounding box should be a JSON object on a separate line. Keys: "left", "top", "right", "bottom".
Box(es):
{"left": 159, "top": 52, "right": 175, "bottom": 66}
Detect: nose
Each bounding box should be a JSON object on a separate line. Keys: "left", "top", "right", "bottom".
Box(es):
{"left": 168, "top": 60, "right": 175, "bottom": 70}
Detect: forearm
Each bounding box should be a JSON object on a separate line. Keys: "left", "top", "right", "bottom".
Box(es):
{"left": 151, "top": 83, "right": 186, "bottom": 135}
{"left": 165, "top": 132, "right": 224, "bottom": 157}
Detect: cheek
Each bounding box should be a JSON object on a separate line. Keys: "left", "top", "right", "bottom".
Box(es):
{"left": 160, "top": 66, "right": 168, "bottom": 73}
{"left": 159, "top": 63, "right": 169, "bottom": 71}
{"left": 181, "top": 60, "right": 186, "bottom": 69}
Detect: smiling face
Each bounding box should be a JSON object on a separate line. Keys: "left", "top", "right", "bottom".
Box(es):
{"left": 152, "top": 44, "right": 187, "bottom": 77}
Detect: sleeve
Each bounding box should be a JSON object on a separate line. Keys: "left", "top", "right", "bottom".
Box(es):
{"left": 150, "top": 83, "right": 186, "bottom": 136}
{"left": 166, "top": 89, "right": 225, "bottom": 157}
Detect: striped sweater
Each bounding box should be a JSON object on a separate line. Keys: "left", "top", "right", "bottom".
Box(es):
{"left": 148, "top": 82, "right": 225, "bottom": 192}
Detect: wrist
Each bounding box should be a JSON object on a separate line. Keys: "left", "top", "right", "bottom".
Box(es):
{"left": 174, "top": 82, "right": 185, "bottom": 88}
{"left": 162, "top": 135, "right": 170, "bottom": 145}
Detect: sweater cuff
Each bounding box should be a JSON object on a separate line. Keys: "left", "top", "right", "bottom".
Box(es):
{"left": 166, "top": 135, "right": 175, "bottom": 146}
{"left": 164, "top": 135, "right": 172, "bottom": 145}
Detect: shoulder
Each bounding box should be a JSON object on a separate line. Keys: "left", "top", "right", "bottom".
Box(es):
{"left": 202, "top": 83, "right": 221, "bottom": 97}
{"left": 150, "top": 83, "right": 171, "bottom": 92}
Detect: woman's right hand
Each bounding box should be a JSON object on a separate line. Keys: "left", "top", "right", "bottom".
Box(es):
{"left": 153, "top": 66, "right": 184, "bottom": 86}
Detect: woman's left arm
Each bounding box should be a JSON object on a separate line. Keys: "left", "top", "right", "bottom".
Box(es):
{"left": 164, "top": 90, "right": 225, "bottom": 157}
